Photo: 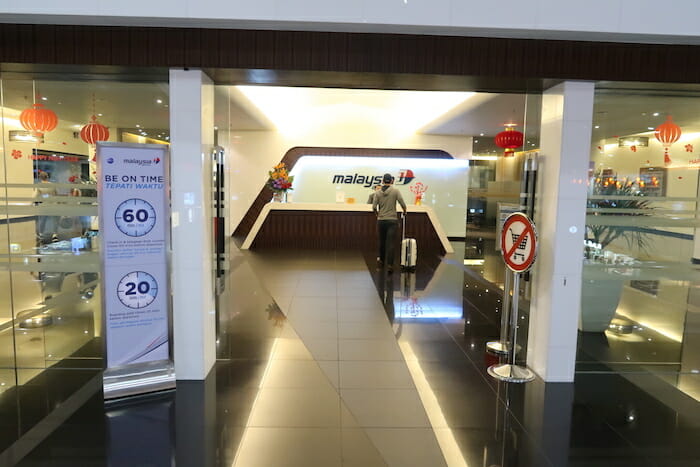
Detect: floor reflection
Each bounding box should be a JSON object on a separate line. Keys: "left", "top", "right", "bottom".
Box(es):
{"left": 10, "top": 241, "right": 700, "bottom": 466}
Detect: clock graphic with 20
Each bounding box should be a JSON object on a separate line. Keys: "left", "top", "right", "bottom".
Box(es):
{"left": 114, "top": 198, "right": 157, "bottom": 237}
{"left": 116, "top": 271, "right": 159, "bottom": 309}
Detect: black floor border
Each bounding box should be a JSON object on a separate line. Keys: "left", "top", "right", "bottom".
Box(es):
{"left": 0, "top": 372, "right": 102, "bottom": 466}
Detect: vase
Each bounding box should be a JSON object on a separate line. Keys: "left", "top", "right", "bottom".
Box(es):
{"left": 580, "top": 276, "right": 624, "bottom": 332}
{"left": 272, "top": 191, "right": 287, "bottom": 203}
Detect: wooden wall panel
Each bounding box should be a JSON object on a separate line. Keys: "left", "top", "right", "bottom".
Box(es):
{"left": 3, "top": 24, "right": 700, "bottom": 84}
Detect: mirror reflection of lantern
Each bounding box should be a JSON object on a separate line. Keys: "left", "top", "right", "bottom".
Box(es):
{"left": 654, "top": 115, "right": 681, "bottom": 166}
{"left": 80, "top": 115, "right": 110, "bottom": 160}
{"left": 20, "top": 103, "right": 58, "bottom": 136}
{"left": 494, "top": 124, "right": 524, "bottom": 157}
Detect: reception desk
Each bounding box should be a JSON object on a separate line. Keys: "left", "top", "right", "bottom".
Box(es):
{"left": 241, "top": 203, "right": 453, "bottom": 254}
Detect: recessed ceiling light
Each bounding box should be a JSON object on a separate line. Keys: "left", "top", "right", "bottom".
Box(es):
{"left": 156, "top": 99, "right": 163, "bottom": 104}
{"left": 136, "top": 124, "right": 141, "bottom": 128}
{"left": 41, "top": 97, "right": 47, "bottom": 101}
{"left": 474, "top": 139, "right": 479, "bottom": 143}
{"left": 594, "top": 125, "right": 600, "bottom": 129}
{"left": 648, "top": 127, "right": 654, "bottom": 130}
{"left": 479, "top": 133, "right": 484, "bottom": 136}
{"left": 653, "top": 112, "right": 660, "bottom": 116}
{"left": 97, "top": 113, "right": 103, "bottom": 117}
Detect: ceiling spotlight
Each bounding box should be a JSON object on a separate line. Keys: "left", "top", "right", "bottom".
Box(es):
{"left": 97, "top": 113, "right": 103, "bottom": 117}
{"left": 41, "top": 96, "right": 47, "bottom": 101}
{"left": 136, "top": 124, "right": 141, "bottom": 128}
{"left": 156, "top": 99, "right": 163, "bottom": 104}
{"left": 479, "top": 133, "right": 484, "bottom": 136}
{"left": 653, "top": 112, "right": 660, "bottom": 117}
{"left": 594, "top": 125, "right": 600, "bottom": 129}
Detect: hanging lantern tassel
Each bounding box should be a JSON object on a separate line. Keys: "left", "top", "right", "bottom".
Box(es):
{"left": 654, "top": 115, "right": 681, "bottom": 167}
{"left": 495, "top": 125, "right": 524, "bottom": 157}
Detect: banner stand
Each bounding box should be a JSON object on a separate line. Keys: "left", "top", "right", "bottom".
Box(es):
{"left": 98, "top": 142, "right": 175, "bottom": 401}
{"left": 103, "top": 361, "right": 175, "bottom": 401}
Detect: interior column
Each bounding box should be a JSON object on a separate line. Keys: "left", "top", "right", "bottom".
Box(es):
{"left": 527, "top": 81, "right": 594, "bottom": 382}
{"left": 169, "top": 69, "right": 216, "bottom": 380}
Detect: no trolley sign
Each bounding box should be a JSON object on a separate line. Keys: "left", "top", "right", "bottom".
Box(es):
{"left": 500, "top": 212, "right": 538, "bottom": 273}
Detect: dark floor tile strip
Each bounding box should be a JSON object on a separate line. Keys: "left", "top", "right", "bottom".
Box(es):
{"left": 0, "top": 373, "right": 102, "bottom": 466}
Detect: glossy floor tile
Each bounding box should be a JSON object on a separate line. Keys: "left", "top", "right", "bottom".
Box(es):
{"left": 7, "top": 242, "right": 700, "bottom": 466}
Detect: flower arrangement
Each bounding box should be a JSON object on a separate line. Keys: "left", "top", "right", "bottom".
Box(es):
{"left": 266, "top": 162, "right": 294, "bottom": 193}
{"left": 409, "top": 182, "right": 428, "bottom": 205}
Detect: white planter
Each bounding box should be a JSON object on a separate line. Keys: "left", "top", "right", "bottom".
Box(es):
{"left": 580, "top": 278, "right": 624, "bottom": 332}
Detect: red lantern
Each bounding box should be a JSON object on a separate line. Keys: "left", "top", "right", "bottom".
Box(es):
{"left": 19, "top": 103, "right": 58, "bottom": 135}
{"left": 495, "top": 125, "right": 524, "bottom": 157}
{"left": 654, "top": 115, "right": 681, "bottom": 166}
{"left": 80, "top": 115, "right": 110, "bottom": 145}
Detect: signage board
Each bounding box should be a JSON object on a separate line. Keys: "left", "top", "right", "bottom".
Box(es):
{"left": 500, "top": 212, "right": 538, "bottom": 273}
{"left": 98, "top": 142, "right": 174, "bottom": 399}
{"left": 289, "top": 156, "right": 469, "bottom": 237}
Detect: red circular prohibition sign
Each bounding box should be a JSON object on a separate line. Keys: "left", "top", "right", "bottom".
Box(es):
{"left": 500, "top": 212, "right": 538, "bottom": 273}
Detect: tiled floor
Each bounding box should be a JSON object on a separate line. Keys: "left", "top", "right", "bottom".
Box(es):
{"left": 9, "top": 242, "right": 700, "bottom": 466}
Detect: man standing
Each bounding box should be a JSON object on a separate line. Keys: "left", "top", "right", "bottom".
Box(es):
{"left": 373, "top": 173, "right": 407, "bottom": 273}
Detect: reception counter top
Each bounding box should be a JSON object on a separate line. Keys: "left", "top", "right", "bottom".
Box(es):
{"left": 241, "top": 202, "right": 453, "bottom": 254}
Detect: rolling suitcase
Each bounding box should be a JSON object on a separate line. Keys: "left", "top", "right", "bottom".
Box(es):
{"left": 400, "top": 214, "right": 417, "bottom": 271}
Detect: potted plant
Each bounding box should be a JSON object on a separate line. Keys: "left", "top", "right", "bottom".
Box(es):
{"left": 581, "top": 171, "right": 652, "bottom": 332}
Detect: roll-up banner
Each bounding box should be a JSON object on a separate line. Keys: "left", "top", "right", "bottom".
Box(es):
{"left": 98, "top": 142, "right": 175, "bottom": 400}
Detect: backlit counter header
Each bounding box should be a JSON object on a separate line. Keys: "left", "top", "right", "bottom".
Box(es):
{"left": 290, "top": 156, "right": 469, "bottom": 237}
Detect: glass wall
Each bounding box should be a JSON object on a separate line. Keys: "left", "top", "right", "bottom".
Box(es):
{"left": 462, "top": 91, "right": 542, "bottom": 365}
{"left": 0, "top": 74, "right": 169, "bottom": 403}
{"left": 579, "top": 83, "right": 700, "bottom": 400}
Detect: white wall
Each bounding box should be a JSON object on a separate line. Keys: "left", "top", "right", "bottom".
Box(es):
{"left": 3, "top": 1, "right": 700, "bottom": 45}
{"left": 221, "top": 128, "right": 471, "bottom": 235}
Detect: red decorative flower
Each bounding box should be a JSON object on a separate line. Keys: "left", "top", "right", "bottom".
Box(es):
{"left": 630, "top": 145, "right": 637, "bottom": 152}
{"left": 11, "top": 149, "right": 22, "bottom": 159}
{"left": 685, "top": 144, "right": 693, "bottom": 152}
{"left": 68, "top": 175, "right": 78, "bottom": 183}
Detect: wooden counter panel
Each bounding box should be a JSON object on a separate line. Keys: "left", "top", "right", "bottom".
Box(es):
{"left": 250, "top": 211, "right": 444, "bottom": 253}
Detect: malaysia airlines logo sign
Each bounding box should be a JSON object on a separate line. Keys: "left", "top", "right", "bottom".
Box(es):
{"left": 331, "top": 169, "right": 416, "bottom": 187}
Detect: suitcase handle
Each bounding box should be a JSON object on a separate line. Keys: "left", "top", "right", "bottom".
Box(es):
{"left": 402, "top": 212, "right": 406, "bottom": 241}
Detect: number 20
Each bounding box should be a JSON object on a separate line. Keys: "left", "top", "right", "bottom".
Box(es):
{"left": 125, "top": 281, "right": 151, "bottom": 295}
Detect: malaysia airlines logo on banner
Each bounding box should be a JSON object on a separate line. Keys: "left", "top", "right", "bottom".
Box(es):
{"left": 331, "top": 169, "right": 416, "bottom": 187}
